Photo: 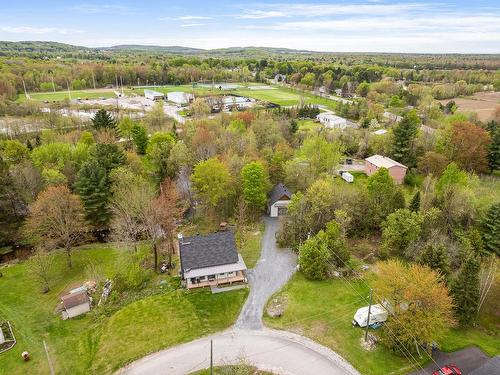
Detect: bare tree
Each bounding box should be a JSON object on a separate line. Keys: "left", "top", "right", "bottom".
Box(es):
{"left": 478, "top": 255, "right": 497, "bottom": 316}
{"left": 28, "top": 248, "right": 54, "bottom": 293}
{"left": 109, "top": 168, "right": 154, "bottom": 252}
{"left": 24, "top": 185, "right": 88, "bottom": 268}
{"left": 142, "top": 179, "right": 184, "bottom": 271}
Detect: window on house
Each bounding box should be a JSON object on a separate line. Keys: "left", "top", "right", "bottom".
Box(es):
{"left": 208, "top": 275, "right": 215, "bottom": 281}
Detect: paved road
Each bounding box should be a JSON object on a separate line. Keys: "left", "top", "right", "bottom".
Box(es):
{"left": 235, "top": 216, "right": 297, "bottom": 329}
{"left": 408, "top": 347, "right": 490, "bottom": 375}
{"left": 118, "top": 217, "right": 359, "bottom": 375}
{"left": 118, "top": 328, "right": 360, "bottom": 375}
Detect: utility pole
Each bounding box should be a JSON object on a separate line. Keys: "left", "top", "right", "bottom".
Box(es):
{"left": 365, "top": 288, "right": 373, "bottom": 342}
{"left": 43, "top": 340, "right": 55, "bottom": 375}
{"left": 210, "top": 339, "right": 213, "bottom": 375}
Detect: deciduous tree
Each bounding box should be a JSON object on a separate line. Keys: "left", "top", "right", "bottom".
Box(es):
{"left": 240, "top": 161, "right": 269, "bottom": 215}
{"left": 24, "top": 185, "right": 88, "bottom": 267}
{"left": 374, "top": 260, "right": 455, "bottom": 355}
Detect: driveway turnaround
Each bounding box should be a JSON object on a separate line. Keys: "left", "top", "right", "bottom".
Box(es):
{"left": 118, "top": 328, "right": 360, "bottom": 375}
{"left": 118, "top": 217, "right": 359, "bottom": 375}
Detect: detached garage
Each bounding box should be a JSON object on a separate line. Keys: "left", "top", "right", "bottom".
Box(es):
{"left": 268, "top": 183, "right": 292, "bottom": 217}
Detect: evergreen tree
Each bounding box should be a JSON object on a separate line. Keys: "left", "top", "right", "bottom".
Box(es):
{"left": 419, "top": 243, "right": 450, "bottom": 279}
{"left": 487, "top": 127, "right": 500, "bottom": 172}
{"left": 131, "top": 123, "right": 149, "bottom": 154}
{"left": 482, "top": 203, "right": 500, "bottom": 255}
{"left": 409, "top": 190, "right": 420, "bottom": 212}
{"left": 298, "top": 234, "right": 331, "bottom": 280}
{"left": 451, "top": 252, "right": 480, "bottom": 326}
{"left": 75, "top": 159, "right": 111, "bottom": 228}
{"left": 91, "top": 109, "right": 116, "bottom": 131}
{"left": 90, "top": 143, "right": 125, "bottom": 172}
{"left": 392, "top": 110, "right": 420, "bottom": 167}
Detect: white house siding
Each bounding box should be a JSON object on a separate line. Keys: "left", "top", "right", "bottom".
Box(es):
{"left": 270, "top": 200, "right": 291, "bottom": 217}
{"left": 65, "top": 303, "right": 91, "bottom": 319}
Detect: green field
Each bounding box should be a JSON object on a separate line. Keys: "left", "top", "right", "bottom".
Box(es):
{"left": 16, "top": 88, "right": 135, "bottom": 102}
{"left": 16, "top": 84, "right": 341, "bottom": 111}
{"left": 264, "top": 273, "right": 500, "bottom": 375}
{"left": 0, "top": 244, "right": 247, "bottom": 374}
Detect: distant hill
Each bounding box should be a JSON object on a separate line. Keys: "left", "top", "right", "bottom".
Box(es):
{"left": 0, "top": 40, "right": 319, "bottom": 57}
{"left": 0, "top": 41, "right": 90, "bottom": 54}
{"left": 99, "top": 45, "right": 205, "bottom": 54}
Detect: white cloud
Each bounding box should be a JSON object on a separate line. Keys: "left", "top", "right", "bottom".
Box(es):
{"left": 180, "top": 23, "right": 207, "bottom": 27}
{"left": 238, "top": 2, "right": 430, "bottom": 18}
{"left": 0, "top": 26, "right": 84, "bottom": 35}
{"left": 70, "top": 4, "right": 131, "bottom": 14}
{"left": 160, "top": 15, "right": 213, "bottom": 21}
{"left": 238, "top": 10, "right": 286, "bottom": 19}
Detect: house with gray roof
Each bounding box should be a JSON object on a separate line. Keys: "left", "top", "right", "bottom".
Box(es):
{"left": 179, "top": 231, "right": 247, "bottom": 289}
{"left": 268, "top": 183, "right": 292, "bottom": 217}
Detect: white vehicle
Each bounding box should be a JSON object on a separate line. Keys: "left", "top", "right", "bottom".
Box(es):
{"left": 352, "top": 304, "right": 388, "bottom": 327}
{"left": 341, "top": 172, "right": 354, "bottom": 183}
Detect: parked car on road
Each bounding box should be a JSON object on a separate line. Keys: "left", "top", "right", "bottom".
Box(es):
{"left": 432, "top": 365, "right": 462, "bottom": 375}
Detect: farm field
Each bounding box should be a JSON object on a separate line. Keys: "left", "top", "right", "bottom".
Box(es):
{"left": 439, "top": 91, "right": 500, "bottom": 121}
{"left": 0, "top": 244, "right": 247, "bottom": 375}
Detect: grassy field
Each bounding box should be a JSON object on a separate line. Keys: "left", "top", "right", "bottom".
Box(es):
{"left": 17, "top": 88, "right": 135, "bottom": 102}
{"left": 264, "top": 273, "right": 500, "bottom": 375}
{"left": 0, "top": 243, "right": 248, "bottom": 374}
{"left": 263, "top": 274, "right": 418, "bottom": 375}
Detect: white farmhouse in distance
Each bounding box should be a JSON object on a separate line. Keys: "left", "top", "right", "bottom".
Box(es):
{"left": 144, "top": 89, "right": 165, "bottom": 101}
{"left": 167, "top": 91, "right": 194, "bottom": 105}
{"left": 316, "top": 112, "right": 354, "bottom": 129}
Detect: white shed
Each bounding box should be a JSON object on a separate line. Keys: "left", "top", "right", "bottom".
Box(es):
{"left": 268, "top": 183, "right": 292, "bottom": 217}
{"left": 61, "top": 290, "right": 91, "bottom": 320}
{"left": 167, "top": 92, "right": 194, "bottom": 105}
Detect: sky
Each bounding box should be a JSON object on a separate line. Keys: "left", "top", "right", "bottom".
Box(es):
{"left": 1, "top": 0, "right": 500, "bottom": 53}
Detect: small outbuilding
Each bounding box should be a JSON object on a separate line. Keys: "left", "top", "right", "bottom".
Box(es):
{"left": 365, "top": 154, "right": 407, "bottom": 184}
{"left": 316, "top": 112, "right": 354, "bottom": 129}
{"left": 166, "top": 91, "right": 194, "bottom": 105}
{"left": 268, "top": 183, "right": 292, "bottom": 217}
{"left": 179, "top": 231, "right": 247, "bottom": 289}
{"left": 144, "top": 89, "right": 165, "bottom": 101}
{"left": 60, "top": 290, "right": 91, "bottom": 320}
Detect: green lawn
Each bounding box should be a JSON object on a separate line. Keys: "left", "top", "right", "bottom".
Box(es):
{"left": 17, "top": 88, "right": 135, "bottom": 102}
{"left": 236, "top": 221, "right": 265, "bottom": 269}
{"left": 91, "top": 288, "right": 248, "bottom": 373}
{"left": 263, "top": 273, "right": 418, "bottom": 375}
{"left": 0, "top": 243, "right": 248, "bottom": 374}
{"left": 263, "top": 272, "right": 500, "bottom": 375}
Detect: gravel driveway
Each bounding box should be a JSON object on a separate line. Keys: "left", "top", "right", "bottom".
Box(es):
{"left": 235, "top": 216, "right": 297, "bottom": 329}
{"left": 117, "top": 217, "right": 359, "bottom": 375}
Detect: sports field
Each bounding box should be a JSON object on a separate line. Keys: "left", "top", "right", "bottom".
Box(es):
{"left": 16, "top": 84, "right": 340, "bottom": 111}
{"left": 17, "top": 88, "right": 135, "bottom": 102}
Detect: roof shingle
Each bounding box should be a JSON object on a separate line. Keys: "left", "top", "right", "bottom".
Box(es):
{"left": 179, "top": 231, "right": 239, "bottom": 272}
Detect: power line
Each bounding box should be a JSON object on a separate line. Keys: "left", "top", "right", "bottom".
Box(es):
{"left": 326, "top": 250, "right": 440, "bottom": 371}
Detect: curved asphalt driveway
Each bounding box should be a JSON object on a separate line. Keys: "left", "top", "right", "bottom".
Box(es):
{"left": 118, "top": 217, "right": 359, "bottom": 375}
